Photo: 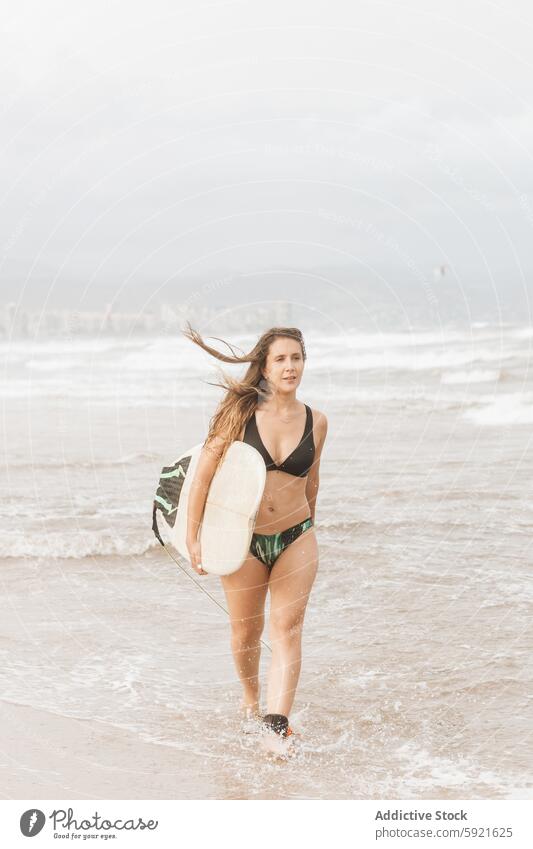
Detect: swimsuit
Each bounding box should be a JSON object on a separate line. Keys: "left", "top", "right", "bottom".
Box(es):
{"left": 242, "top": 404, "right": 316, "bottom": 569}
{"left": 242, "top": 403, "right": 315, "bottom": 477}
{"left": 250, "top": 516, "right": 314, "bottom": 570}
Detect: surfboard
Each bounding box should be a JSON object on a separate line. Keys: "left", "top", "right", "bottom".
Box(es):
{"left": 152, "top": 440, "right": 266, "bottom": 575}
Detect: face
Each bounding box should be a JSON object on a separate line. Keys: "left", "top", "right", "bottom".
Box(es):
{"left": 262, "top": 337, "right": 304, "bottom": 394}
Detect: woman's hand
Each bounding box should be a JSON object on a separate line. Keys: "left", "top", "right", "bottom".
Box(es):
{"left": 186, "top": 538, "right": 207, "bottom": 575}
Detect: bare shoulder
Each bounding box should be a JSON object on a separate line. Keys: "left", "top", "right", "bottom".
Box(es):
{"left": 309, "top": 407, "right": 328, "bottom": 441}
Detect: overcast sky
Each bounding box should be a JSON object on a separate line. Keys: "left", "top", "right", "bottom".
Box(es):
{"left": 1, "top": 0, "right": 532, "bottom": 324}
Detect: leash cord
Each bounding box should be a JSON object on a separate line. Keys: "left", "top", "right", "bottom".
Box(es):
{"left": 158, "top": 539, "right": 273, "bottom": 655}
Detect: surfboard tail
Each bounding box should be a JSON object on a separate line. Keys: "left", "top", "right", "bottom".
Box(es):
{"left": 152, "top": 454, "right": 194, "bottom": 545}
{"left": 151, "top": 501, "right": 164, "bottom": 546}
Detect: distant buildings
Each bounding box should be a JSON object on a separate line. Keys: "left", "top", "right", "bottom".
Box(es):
{"left": 0, "top": 300, "right": 295, "bottom": 338}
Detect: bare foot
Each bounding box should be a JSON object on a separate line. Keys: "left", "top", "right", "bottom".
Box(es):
{"left": 239, "top": 700, "right": 261, "bottom": 720}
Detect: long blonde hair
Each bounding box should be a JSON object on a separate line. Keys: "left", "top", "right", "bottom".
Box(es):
{"left": 181, "top": 321, "right": 307, "bottom": 466}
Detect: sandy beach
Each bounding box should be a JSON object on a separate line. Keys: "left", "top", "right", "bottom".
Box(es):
{"left": 0, "top": 698, "right": 216, "bottom": 800}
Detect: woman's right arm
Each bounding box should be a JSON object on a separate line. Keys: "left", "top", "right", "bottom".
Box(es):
{"left": 186, "top": 435, "right": 227, "bottom": 574}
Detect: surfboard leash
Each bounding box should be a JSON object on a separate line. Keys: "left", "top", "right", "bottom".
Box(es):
{"left": 152, "top": 502, "right": 273, "bottom": 655}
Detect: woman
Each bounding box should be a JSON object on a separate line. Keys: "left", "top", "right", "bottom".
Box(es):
{"left": 182, "top": 322, "right": 328, "bottom": 739}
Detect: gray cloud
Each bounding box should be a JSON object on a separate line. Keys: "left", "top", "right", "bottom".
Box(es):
{"left": 1, "top": 0, "right": 532, "bottom": 318}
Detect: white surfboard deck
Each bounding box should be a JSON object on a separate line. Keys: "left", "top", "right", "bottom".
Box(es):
{"left": 169, "top": 440, "right": 266, "bottom": 575}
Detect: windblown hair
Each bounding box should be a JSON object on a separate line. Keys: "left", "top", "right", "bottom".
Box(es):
{"left": 181, "top": 321, "right": 307, "bottom": 467}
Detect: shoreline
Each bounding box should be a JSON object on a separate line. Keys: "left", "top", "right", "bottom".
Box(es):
{"left": 0, "top": 699, "right": 212, "bottom": 800}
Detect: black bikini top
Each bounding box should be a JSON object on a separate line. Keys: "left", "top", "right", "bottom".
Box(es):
{"left": 242, "top": 404, "right": 315, "bottom": 478}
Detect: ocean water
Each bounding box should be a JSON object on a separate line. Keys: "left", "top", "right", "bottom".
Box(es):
{"left": 1, "top": 323, "right": 532, "bottom": 799}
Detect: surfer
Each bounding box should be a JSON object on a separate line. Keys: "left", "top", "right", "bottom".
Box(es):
{"left": 182, "top": 322, "right": 328, "bottom": 739}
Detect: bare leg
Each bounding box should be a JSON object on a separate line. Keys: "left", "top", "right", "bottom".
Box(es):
{"left": 266, "top": 528, "right": 318, "bottom": 717}
{"left": 220, "top": 551, "right": 269, "bottom": 714}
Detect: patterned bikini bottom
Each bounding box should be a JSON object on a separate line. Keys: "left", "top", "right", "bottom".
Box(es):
{"left": 249, "top": 516, "right": 314, "bottom": 570}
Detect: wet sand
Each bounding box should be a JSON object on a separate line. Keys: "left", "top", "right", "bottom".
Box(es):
{"left": 0, "top": 699, "right": 213, "bottom": 800}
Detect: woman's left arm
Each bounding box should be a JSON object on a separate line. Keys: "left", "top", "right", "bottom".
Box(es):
{"left": 305, "top": 410, "right": 328, "bottom": 524}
